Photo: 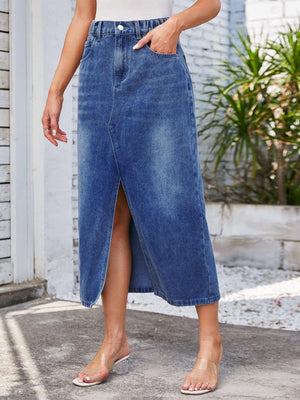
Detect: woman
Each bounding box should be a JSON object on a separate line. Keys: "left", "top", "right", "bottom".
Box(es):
{"left": 42, "top": 0, "right": 223, "bottom": 395}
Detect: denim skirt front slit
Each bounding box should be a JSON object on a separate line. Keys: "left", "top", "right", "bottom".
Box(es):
{"left": 77, "top": 17, "right": 221, "bottom": 308}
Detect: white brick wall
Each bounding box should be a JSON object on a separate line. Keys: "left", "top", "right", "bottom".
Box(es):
{"left": 173, "top": 0, "right": 231, "bottom": 164}
{"left": 246, "top": 0, "right": 300, "bottom": 41}
{"left": 229, "top": 0, "right": 246, "bottom": 61}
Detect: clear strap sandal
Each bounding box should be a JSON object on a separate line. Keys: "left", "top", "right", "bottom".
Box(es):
{"left": 181, "top": 344, "right": 223, "bottom": 395}
{"left": 72, "top": 354, "right": 130, "bottom": 387}
{"left": 111, "top": 354, "right": 130, "bottom": 374}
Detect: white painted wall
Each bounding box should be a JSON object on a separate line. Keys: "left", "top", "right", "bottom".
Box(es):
{"left": 12, "top": 0, "right": 75, "bottom": 297}
{"left": 207, "top": 203, "right": 300, "bottom": 271}
{"left": 40, "top": 1, "right": 74, "bottom": 298}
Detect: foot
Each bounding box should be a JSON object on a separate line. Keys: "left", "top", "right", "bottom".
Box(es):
{"left": 77, "top": 334, "right": 130, "bottom": 384}
{"left": 182, "top": 337, "right": 223, "bottom": 393}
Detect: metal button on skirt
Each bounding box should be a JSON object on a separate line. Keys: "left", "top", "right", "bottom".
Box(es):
{"left": 77, "top": 17, "right": 221, "bottom": 308}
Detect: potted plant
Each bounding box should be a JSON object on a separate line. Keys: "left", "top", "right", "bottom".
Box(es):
{"left": 199, "top": 24, "right": 300, "bottom": 205}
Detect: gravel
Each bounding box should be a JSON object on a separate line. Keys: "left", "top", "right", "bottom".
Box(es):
{"left": 61, "top": 264, "right": 300, "bottom": 331}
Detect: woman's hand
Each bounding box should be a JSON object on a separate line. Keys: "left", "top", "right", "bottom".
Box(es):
{"left": 133, "top": 0, "right": 221, "bottom": 54}
{"left": 42, "top": 91, "right": 67, "bottom": 147}
{"left": 133, "top": 18, "right": 182, "bottom": 54}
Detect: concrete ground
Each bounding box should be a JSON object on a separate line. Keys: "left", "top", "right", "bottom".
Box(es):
{"left": 0, "top": 297, "right": 299, "bottom": 400}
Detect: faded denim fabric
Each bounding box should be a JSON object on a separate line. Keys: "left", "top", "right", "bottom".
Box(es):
{"left": 77, "top": 17, "right": 221, "bottom": 308}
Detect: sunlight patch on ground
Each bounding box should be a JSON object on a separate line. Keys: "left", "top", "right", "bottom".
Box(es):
{"left": 3, "top": 314, "right": 50, "bottom": 399}
{"left": 61, "top": 265, "right": 300, "bottom": 331}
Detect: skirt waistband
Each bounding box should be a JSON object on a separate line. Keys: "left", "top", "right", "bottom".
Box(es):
{"left": 88, "top": 17, "right": 170, "bottom": 40}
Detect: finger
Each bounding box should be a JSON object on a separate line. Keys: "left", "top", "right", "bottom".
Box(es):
{"left": 53, "top": 127, "right": 68, "bottom": 143}
{"left": 42, "top": 113, "right": 59, "bottom": 146}
{"left": 47, "top": 122, "right": 68, "bottom": 144}
{"left": 132, "top": 32, "right": 151, "bottom": 50}
{"left": 58, "top": 130, "right": 67, "bottom": 136}
{"left": 44, "top": 128, "right": 58, "bottom": 146}
{"left": 50, "top": 115, "right": 59, "bottom": 137}
{"left": 41, "top": 114, "right": 51, "bottom": 131}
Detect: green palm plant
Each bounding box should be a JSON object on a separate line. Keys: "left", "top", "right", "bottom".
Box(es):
{"left": 199, "top": 24, "right": 300, "bottom": 205}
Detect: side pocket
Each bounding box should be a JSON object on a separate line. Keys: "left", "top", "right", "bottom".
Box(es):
{"left": 144, "top": 40, "right": 179, "bottom": 57}
{"left": 177, "top": 42, "right": 191, "bottom": 81}
{"left": 79, "top": 36, "right": 96, "bottom": 64}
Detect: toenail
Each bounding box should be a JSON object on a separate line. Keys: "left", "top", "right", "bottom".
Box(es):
{"left": 85, "top": 377, "right": 90, "bottom": 381}
{"left": 183, "top": 384, "right": 189, "bottom": 387}
{"left": 78, "top": 378, "right": 82, "bottom": 382}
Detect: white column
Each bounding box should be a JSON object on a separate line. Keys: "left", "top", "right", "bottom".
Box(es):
{"left": 9, "top": 0, "right": 34, "bottom": 283}
{"left": 40, "top": 0, "right": 74, "bottom": 297}
{"left": 10, "top": 0, "right": 74, "bottom": 296}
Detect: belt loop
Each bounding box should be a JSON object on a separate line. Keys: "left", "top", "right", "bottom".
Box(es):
{"left": 95, "top": 20, "right": 102, "bottom": 41}
{"left": 98, "top": 20, "right": 102, "bottom": 41}
{"left": 134, "top": 20, "right": 141, "bottom": 39}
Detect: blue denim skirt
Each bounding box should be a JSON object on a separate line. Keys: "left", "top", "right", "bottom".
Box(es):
{"left": 77, "top": 16, "right": 221, "bottom": 308}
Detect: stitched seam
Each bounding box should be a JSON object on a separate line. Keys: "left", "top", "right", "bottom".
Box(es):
{"left": 82, "top": 179, "right": 121, "bottom": 308}
{"left": 153, "top": 288, "right": 221, "bottom": 306}
{"left": 143, "top": 43, "right": 179, "bottom": 57}
{"left": 79, "top": 36, "right": 97, "bottom": 63}
{"left": 118, "top": 177, "right": 167, "bottom": 294}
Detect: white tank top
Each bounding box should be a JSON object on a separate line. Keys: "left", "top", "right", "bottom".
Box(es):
{"left": 95, "top": 0, "right": 173, "bottom": 21}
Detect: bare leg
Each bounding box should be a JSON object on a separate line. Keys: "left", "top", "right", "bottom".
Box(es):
{"left": 182, "top": 301, "right": 223, "bottom": 392}
{"left": 77, "top": 182, "right": 132, "bottom": 383}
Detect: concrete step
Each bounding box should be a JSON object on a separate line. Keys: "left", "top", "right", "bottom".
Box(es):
{"left": 0, "top": 279, "right": 47, "bottom": 308}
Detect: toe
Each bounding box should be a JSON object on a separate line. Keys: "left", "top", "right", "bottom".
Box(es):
{"left": 208, "top": 381, "right": 217, "bottom": 390}
{"left": 182, "top": 375, "right": 191, "bottom": 391}
{"left": 182, "top": 381, "right": 190, "bottom": 391}
{"left": 200, "top": 381, "right": 209, "bottom": 390}
{"left": 188, "top": 383, "right": 196, "bottom": 392}
{"left": 77, "top": 372, "right": 85, "bottom": 380}
{"left": 195, "top": 383, "right": 202, "bottom": 391}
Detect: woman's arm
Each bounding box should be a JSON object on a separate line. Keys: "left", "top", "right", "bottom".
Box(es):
{"left": 42, "top": 0, "right": 96, "bottom": 146}
{"left": 168, "top": 0, "right": 221, "bottom": 33}
{"left": 133, "top": 0, "right": 221, "bottom": 53}
{"left": 49, "top": 0, "right": 96, "bottom": 95}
